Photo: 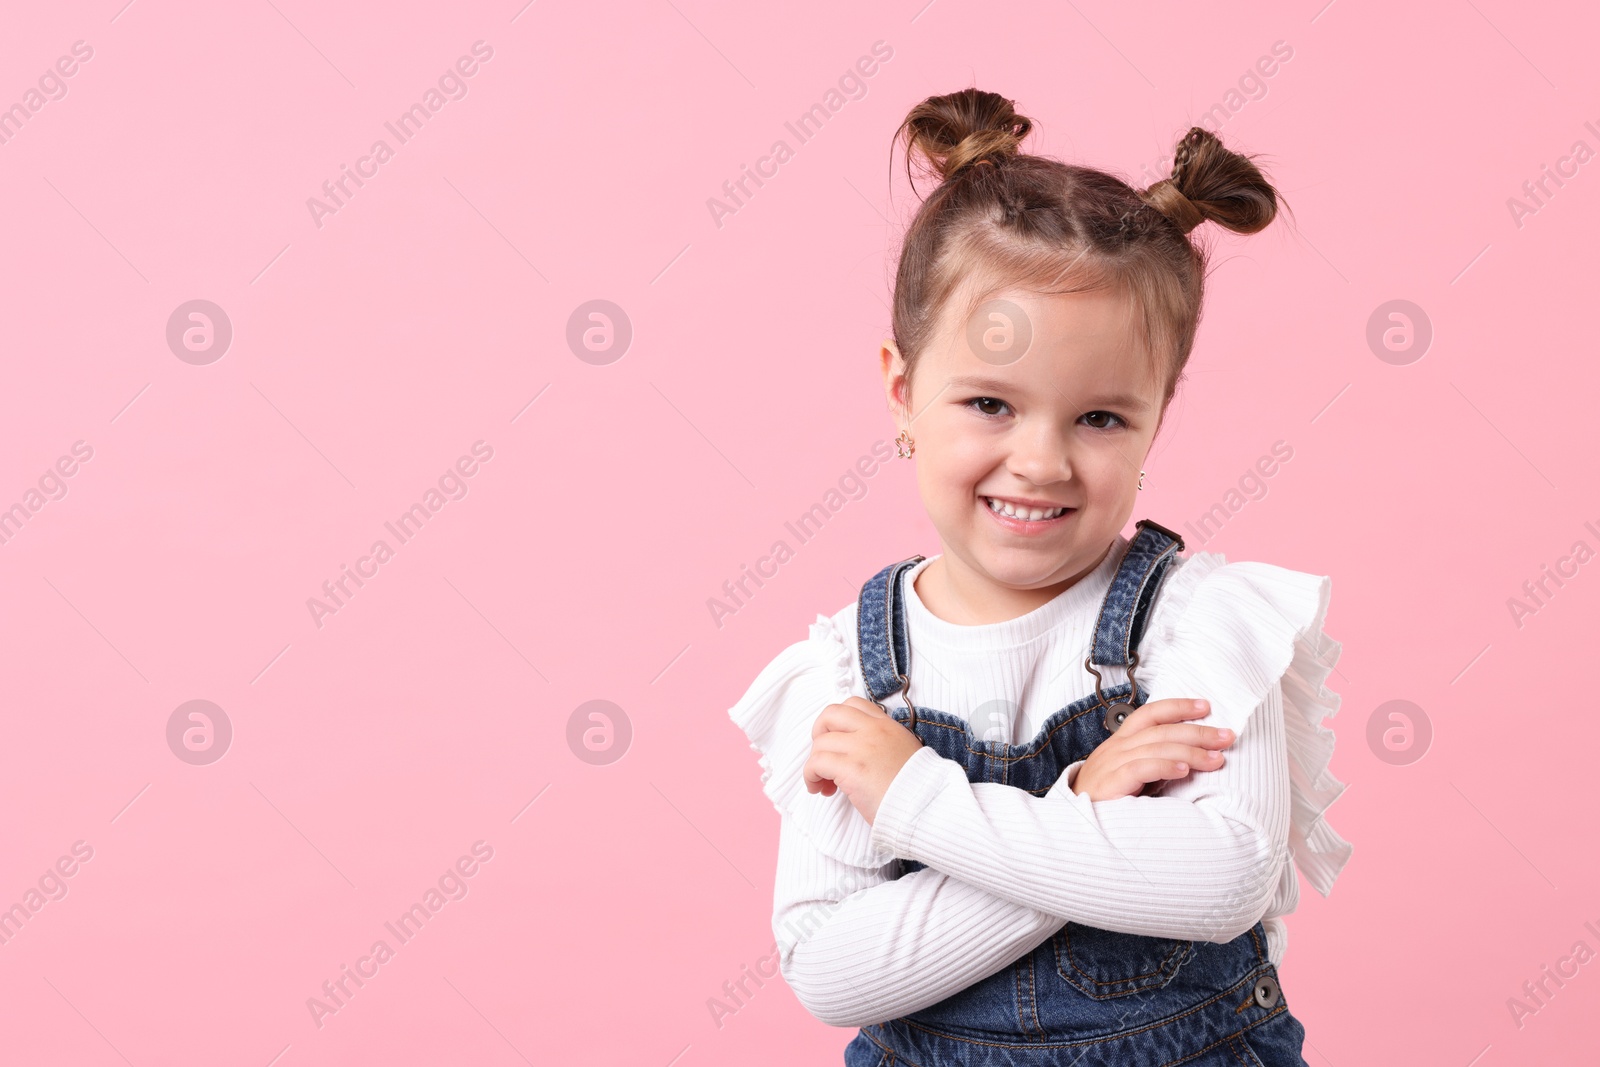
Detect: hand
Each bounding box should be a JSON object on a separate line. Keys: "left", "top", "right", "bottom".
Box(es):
{"left": 1070, "top": 698, "right": 1235, "bottom": 802}
{"left": 802, "top": 696, "right": 926, "bottom": 825}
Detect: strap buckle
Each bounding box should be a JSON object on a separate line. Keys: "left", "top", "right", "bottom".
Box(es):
{"left": 1134, "top": 517, "right": 1186, "bottom": 552}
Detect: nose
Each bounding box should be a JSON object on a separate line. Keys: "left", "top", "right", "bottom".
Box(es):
{"left": 1006, "top": 416, "right": 1073, "bottom": 487}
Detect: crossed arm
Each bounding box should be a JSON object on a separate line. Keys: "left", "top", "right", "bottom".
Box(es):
{"left": 774, "top": 683, "right": 1289, "bottom": 1028}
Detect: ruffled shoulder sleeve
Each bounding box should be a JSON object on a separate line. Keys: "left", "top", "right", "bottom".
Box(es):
{"left": 727, "top": 610, "right": 897, "bottom": 869}
{"left": 1136, "top": 552, "right": 1354, "bottom": 898}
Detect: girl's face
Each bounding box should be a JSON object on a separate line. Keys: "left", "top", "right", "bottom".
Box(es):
{"left": 881, "top": 285, "right": 1169, "bottom": 619}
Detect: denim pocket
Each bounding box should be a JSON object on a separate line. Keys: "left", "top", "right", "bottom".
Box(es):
{"left": 1051, "top": 922, "right": 1193, "bottom": 999}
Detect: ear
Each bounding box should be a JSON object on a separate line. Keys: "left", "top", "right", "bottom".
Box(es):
{"left": 880, "top": 339, "right": 909, "bottom": 419}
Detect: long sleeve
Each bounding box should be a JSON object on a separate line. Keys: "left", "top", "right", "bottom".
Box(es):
{"left": 772, "top": 815, "right": 1063, "bottom": 1028}
{"left": 728, "top": 616, "right": 1072, "bottom": 1028}
{"left": 866, "top": 682, "right": 1291, "bottom": 944}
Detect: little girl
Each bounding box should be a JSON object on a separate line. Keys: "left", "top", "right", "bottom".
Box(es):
{"left": 728, "top": 88, "right": 1352, "bottom": 1066}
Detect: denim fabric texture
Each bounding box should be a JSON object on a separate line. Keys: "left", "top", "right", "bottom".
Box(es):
{"left": 843, "top": 521, "right": 1310, "bottom": 1066}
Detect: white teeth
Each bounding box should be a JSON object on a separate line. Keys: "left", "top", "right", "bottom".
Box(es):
{"left": 985, "top": 497, "right": 1068, "bottom": 521}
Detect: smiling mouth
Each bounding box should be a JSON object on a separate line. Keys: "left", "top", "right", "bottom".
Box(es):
{"left": 983, "top": 496, "right": 1074, "bottom": 521}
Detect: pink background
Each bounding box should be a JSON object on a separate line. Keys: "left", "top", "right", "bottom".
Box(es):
{"left": 2, "top": 0, "right": 1596, "bottom": 1063}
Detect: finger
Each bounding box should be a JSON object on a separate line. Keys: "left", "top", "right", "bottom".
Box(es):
{"left": 842, "top": 696, "right": 889, "bottom": 716}
{"left": 1119, "top": 698, "right": 1211, "bottom": 734}
{"left": 811, "top": 705, "right": 846, "bottom": 740}
{"left": 1121, "top": 756, "right": 1194, "bottom": 785}
{"left": 811, "top": 704, "right": 856, "bottom": 739}
{"left": 805, "top": 733, "right": 854, "bottom": 766}
{"left": 803, "top": 752, "right": 838, "bottom": 790}
{"left": 1149, "top": 723, "right": 1236, "bottom": 750}
{"left": 811, "top": 702, "right": 875, "bottom": 739}
{"left": 1130, "top": 741, "right": 1227, "bottom": 769}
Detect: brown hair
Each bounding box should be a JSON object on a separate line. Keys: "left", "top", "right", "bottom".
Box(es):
{"left": 889, "top": 88, "right": 1285, "bottom": 409}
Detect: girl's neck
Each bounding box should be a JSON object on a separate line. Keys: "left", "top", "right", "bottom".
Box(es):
{"left": 912, "top": 542, "right": 1116, "bottom": 626}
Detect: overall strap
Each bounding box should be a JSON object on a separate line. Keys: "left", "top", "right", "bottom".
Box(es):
{"left": 1089, "top": 519, "right": 1186, "bottom": 668}
{"left": 856, "top": 555, "right": 925, "bottom": 704}
{"left": 856, "top": 520, "right": 1184, "bottom": 705}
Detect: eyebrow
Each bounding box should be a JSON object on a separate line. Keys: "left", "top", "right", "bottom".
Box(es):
{"left": 944, "top": 374, "right": 1154, "bottom": 412}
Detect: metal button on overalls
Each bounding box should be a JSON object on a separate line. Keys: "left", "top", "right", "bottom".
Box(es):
{"left": 1253, "top": 974, "right": 1282, "bottom": 1009}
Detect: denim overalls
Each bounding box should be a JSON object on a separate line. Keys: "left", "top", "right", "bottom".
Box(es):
{"left": 842, "top": 520, "right": 1310, "bottom": 1067}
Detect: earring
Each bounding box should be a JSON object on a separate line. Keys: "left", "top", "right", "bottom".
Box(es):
{"left": 1138, "top": 469, "right": 1145, "bottom": 491}
{"left": 895, "top": 429, "right": 915, "bottom": 459}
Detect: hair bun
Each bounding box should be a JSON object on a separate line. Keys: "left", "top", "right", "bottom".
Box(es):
{"left": 1141, "top": 180, "right": 1205, "bottom": 235}
{"left": 897, "top": 88, "right": 1032, "bottom": 183}
{"left": 1141, "top": 126, "right": 1278, "bottom": 235}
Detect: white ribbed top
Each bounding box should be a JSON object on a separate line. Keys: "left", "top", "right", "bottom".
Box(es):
{"left": 728, "top": 534, "right": 1353, "bottom": 1029}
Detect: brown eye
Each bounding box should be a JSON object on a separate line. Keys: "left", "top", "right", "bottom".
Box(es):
{"left": 966, "top": 397, "right": 1009, "bottom": 417}
{"left": 1082, "top": 411, "right": 1126, "bottom": 430}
